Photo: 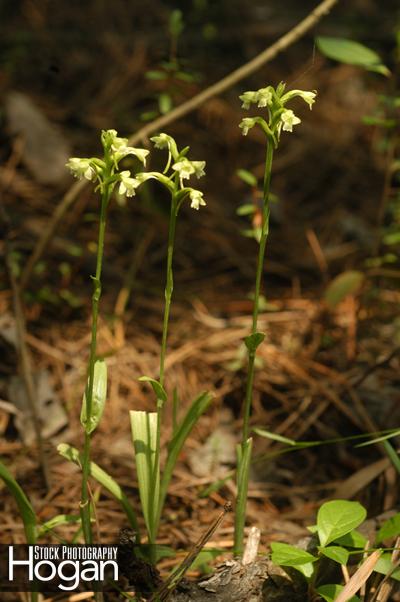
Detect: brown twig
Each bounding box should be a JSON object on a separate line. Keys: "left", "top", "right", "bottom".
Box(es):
{"left": 150, "top": 502, "right": 232, "bottom": 601}
{"left": 20, "top": 0, "right": 340, "bottom": 290}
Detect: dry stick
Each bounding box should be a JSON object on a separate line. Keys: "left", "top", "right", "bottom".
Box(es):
{"left": 150, "top": 502, "right": 232, "bottom": 602}
{"left": 20, "top": 0, "right": 340, "bottom": 290}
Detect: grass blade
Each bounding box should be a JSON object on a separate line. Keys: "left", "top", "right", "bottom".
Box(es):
{"left": 0, "top": 460, "right": 37, "bottom": 544}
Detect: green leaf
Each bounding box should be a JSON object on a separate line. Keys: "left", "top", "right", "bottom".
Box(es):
{"left": 356, "top": 428, "right": 400, "bottom": 447}
{"left": 252, "top": 428, "right": 296, "bottom": 446}
{"left": 293, "top": 562, "right": 315, "bottom": 580}
{"left": 236, "top": 203, "right": 256, "bottom": 216}
{"left": 189, "top": 548, "right": 223, "bottom": 571}
{"left": 319, "top": 545, "right": 349, "bottom": 565}
{"left": 244, "top": 331, "right": 265, "bottom": 353}
{"left": 236, "top": 169, "right": 258, "bottom": 187}
{"left": 159, "top": 93, "right": 173, "bottom": 115}
{"left": 57, "top": 443, "right": 139, "bottom": 536}
{"left": 139, "top": 376, "right": 167, "bottom": 402}
{"left": 317, "top": 584, "right": 360, "bottom": 602}
{"left": 130, "top": 411, "right": 160, "bottom": 542}
{"left": 317, "top": 500, "right": 367, "bottom": 547}
{"left": 316, "top": 37, "right": 390, "bottom": 76}
{"left": 270, "top": 542, "right": 317, "bottom": 567}
{"left": 81, "top": 359, "right": 107, "bottom": 434}
{"left": 0, "top": 460, "right": 37, "bottom": 544}
{"left": 234, "top": 438, "right": 253, "bottom": 555}
{"left": 145, "top": 70, "right": 168, "bottom": 81}
{"left": 158, "top": 391, "right": 213, "bottom": 524}
{"left": 135, "top": 544, "right": 176, "bottom": 563}
{"left": 324, "top": 270, "right": 364, "bottom": 308}
{"left": 37, "top": 514, "right": 80, "bottom": 537}
{"left": 169, "top": 9, "right": 184, "bottom": 38}
{"left": 374, "top": 553, "right": 400, "bottom": 581}
{"left": 334, "top": 529, "right": 367, "bottom": 549}
{"left": 376, "top": 513, "right": 400, "bottom": 543}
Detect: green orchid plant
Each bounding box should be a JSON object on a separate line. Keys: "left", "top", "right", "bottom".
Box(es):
{"left": 66, "top": 129, "right": 212, "bottom": 552}
{"left": 66, "top": 129, "right": 149, "bottom": 545}
{"left": 130, "top": 133, "right": 212, "bottom": 548}
{"left": 234, "top": 83, "right": 317, "bottom": 555}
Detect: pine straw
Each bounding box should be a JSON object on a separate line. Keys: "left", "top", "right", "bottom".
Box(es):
{"left": 0, "top": 278, "right": 399, "bottom": 559}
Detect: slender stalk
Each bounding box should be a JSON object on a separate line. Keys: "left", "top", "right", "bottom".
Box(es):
{"left": 159, "top": 195, "right": 178, "bottom": 387}
{"left": 241, "top": 140, "right": 274, "bottom": 442}
{"left": 152, "top": 192, "right": 178, "bottom": 541}
{"left": 80, "top": 186, "right": 109, "bottom": 544}
{"left": 234, "top": 140, "right": 274, "bottom": 555}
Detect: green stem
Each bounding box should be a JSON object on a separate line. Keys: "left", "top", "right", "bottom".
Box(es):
{"left": 242, "top": 140, "right": 273, "bottom": 442}
{"left": 153, "top": 192, "right": 178, "bottom": 542}
{"left": 234, "top": 139, "right": 274, "bottom": 555}
{"left": 80, "top": 185, "right": 109, "bottom": 544}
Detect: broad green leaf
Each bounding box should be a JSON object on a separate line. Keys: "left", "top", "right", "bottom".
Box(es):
{"left": 81, "top": 359, "right": 107, "bottom": 434}
{"left": 57, "top": 443, "right": 139, "bottom": 535}
{"left": 317, "top": 584, "right": 360, "bottom": 602}
{"left": 317, "top": 500, "right": 367, "bottom": 547}
{"left": 139, "top": 376, "right": 167, "bottom": 403}
{"left": 0, "top": 460, "right": 37, "bottom": 544}
{"left": 324, "top": 270, "right": 364, "bottom": 308}
{"left": 130, "top": 411, "right": 160, "bottom": 542}
{"left": 374, "top": 553, "right": 400, "bottom": 581}
{"left": 334, "top": 530, "right": 367, "bottom": 549}
{"left": 293, "top": 562, "right": 315, "bottom": 579}
{"left": 270, "top": 542, "right": 317, "bottom": 567}
{"left": 158, "top": 391, "right": 213, "bottom": 526}
{"left": 376, "top": 513, "right": 400, "bottom": 543}
{"left": 244, "top": 331, "right": 265, "bottom": 353}
{"left": 319, "top": 545, "right": 349, "bottom": 565}
{"left": 236, "top": 203, "right": 256, "bottom": 216}
{"left": 252, "top": 428, "right": 296, "bottom": 446}
{"left": 316, "top": 37, "right": 390, "bottom": 76}
{"left": 236, "top": 169, "right": 258, "bottom": 187}
{"left": 234, "top": 438, "right": 253, "bottom": 555}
